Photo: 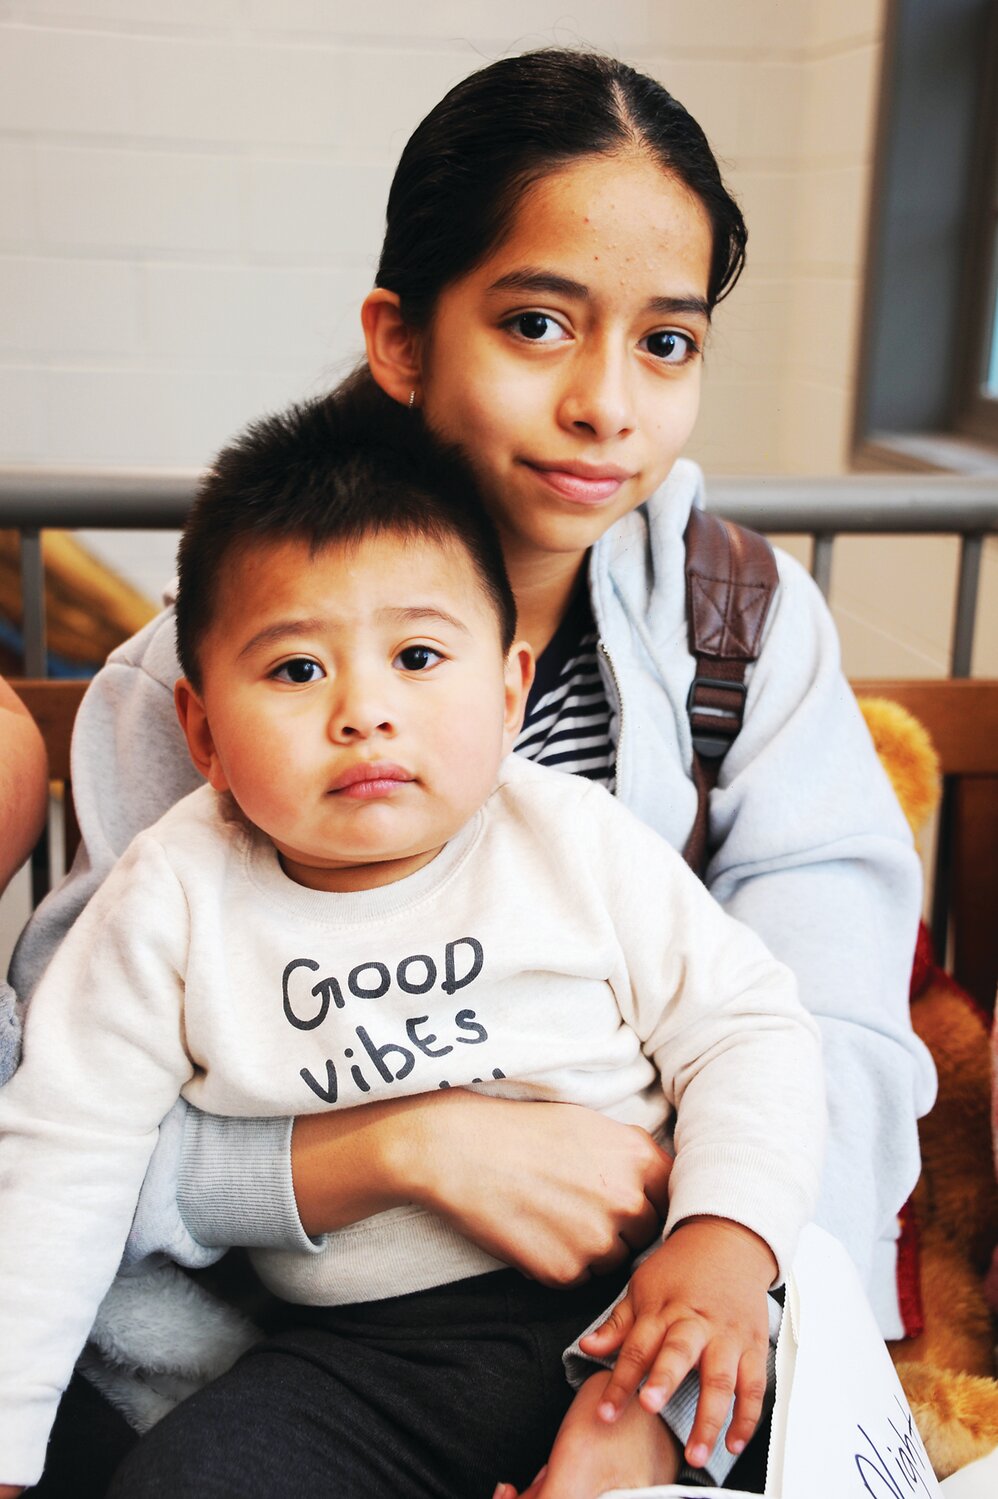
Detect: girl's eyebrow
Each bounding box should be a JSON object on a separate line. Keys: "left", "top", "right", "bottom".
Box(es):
{"left": 486, "top": 268, "right": 710, "bottom": 321}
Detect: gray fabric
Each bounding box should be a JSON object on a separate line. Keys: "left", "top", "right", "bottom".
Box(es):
{"left": 178, "top": 1109, "right": 323, "bottom": 1255}
{"left": 0, "top": 980, "right": 21, "bottom": 1085}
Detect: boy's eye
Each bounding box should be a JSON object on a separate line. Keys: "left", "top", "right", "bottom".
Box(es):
{"left": 643, "top": 329, "right": 698, "bottom": 364}
{"left": 272, "top": 657, "right": 325, "bottom": 684}
{"left": 394, "top": 645, "right": 443, "bottom": 672}
{"left": 506, "top": 312, "right": 566, "bottom": 343}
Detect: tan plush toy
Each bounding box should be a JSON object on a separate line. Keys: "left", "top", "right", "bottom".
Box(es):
{"left": 858, "top": 698, "right": 998, "bottom": 1478}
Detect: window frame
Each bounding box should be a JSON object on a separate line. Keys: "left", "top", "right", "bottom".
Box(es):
{"left": 953, "top": 0, "right": 998, "bottom": 446}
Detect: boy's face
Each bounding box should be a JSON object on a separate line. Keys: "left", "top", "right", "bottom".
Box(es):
{"left": 176, "top": 531, "right": 532, "bottom": 892}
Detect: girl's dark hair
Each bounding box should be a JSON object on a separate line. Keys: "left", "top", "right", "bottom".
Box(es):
{"left": 176, "top": 371, "right": 517, "bottom": 690}
{"left": 376, "top": 48, "right": 747, "bottom": 325}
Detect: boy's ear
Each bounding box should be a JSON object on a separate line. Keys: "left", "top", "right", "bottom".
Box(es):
{"left": 501, "top": 641, "right": 535, "bottom": 754}
{"left": 174, "top": 678, "right": 230, "bottom": 793}
{"left": 361, "top": 289, "right": 424, "bottom": 408}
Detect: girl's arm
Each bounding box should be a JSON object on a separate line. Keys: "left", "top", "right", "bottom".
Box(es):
{"left": 178, "top": 1089, "right": 673, "bottom": 1284}
{"left": 704, "top": 547, "right": 937, "bottom": 1315}
{"left": 0, "top": 677, "right": 48, "bottom": 896}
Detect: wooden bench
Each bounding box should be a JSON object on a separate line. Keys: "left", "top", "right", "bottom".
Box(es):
{"left": 10, "top": 676, "right": 998, "bottom": 1008}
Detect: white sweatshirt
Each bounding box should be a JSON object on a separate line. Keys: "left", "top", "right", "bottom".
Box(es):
{"left": 0, "top": 755, "right": 824, "bottom": 1485}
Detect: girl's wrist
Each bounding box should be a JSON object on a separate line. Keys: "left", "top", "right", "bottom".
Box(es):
{"left": 382, "top": 1087, "right": 481, "bottom": 1215}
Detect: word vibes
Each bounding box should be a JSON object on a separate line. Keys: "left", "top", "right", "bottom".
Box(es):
{"left": 281, "top": 937, "right": 503, "bottom": 1104}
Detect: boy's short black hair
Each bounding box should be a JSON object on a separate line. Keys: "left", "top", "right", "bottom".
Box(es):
{"left": 175, "top": 371, "right": 517, "bottom": 690}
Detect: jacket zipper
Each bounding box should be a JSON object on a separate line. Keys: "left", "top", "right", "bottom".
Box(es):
{"left": 597, "top": 639, "right": 625, "bottom": 789}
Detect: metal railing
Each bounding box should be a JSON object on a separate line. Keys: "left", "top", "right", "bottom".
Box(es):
{"left": 2, "top": 465, "right": 996, "bottom": 678}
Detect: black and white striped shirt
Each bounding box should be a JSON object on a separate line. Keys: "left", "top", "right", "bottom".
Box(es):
{"left": 514, "top": 583, "right": 616, "bottom": 790}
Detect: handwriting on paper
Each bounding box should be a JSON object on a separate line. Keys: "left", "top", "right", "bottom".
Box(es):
{"left": 853, "top": 1395, "right": 934, "bottom": 1497}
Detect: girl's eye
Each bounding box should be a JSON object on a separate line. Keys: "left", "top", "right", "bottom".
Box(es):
{"left": 643, "top": 329, "right": 698, "bottom": 364}
{"left": 506, "top": 312, "right": 567, "bottom": 343}
{"left": 395, "top": 645, "right": 443, "bottom": 672}
{"left": 272, "top": 658, "right": 325, "bottom": 684}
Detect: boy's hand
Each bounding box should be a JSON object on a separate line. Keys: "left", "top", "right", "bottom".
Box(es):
{"left": 492, "top": 1368, "right": 681, "bottom": 1499}
{"left": 579, "top": 1216, "right": 776, "bottom": 1468}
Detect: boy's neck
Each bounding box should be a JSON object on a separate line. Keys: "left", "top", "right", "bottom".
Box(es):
{"left": 278, "top": 842, "right": 446, "bottom": 894}
{"left": 501, "top": 546, "right": 588, "bottom": 660}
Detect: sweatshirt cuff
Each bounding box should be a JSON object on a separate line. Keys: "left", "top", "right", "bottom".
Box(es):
{"left": 665, "top": 1142, "right": 819, "bottom": 1286}
{"left": 178, "top": 1111, "right": 325, "bottom": 1253}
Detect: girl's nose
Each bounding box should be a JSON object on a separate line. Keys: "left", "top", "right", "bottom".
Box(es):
{"left": 558, "top": 344, "right": 635, "bottom": 440}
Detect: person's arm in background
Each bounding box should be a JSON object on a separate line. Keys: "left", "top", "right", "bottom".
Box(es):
{"left": 0, "top": 676, "right": 49, "bottom": 1094}
{"left": 0, "top": 677, "right": 48, "bottom": 896}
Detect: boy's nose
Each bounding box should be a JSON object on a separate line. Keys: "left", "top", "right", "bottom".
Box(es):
{"left": 328, "top": 709, "right": 395, "bottom": 742}
{"left": 327, "top": 678, "right": 395, "bottom": 742}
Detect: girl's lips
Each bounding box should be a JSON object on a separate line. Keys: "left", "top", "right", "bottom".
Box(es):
{"left": 523, "top": 462, "right": 631, "bottom": 505}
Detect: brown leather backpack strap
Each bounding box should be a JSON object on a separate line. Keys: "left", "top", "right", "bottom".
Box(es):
{"left": 682, "top": 506, "right": 779, "bottom": 876}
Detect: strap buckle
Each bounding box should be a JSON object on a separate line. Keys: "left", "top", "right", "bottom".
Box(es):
{"left": 686, "top": 675, "right": 747, "bottom": 759}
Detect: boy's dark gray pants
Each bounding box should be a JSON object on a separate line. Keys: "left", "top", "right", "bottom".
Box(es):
{"left": 106, "top": 1266, "right": 634, "bottom": 1499}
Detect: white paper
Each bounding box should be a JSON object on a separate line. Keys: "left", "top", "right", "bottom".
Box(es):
{"left": 780, "top": 1225, "right": 941, "bottom": 1499}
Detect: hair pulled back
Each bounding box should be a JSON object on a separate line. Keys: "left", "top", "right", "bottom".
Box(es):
{"left": 376, "top": 48, "right": 747, "bottom": 326}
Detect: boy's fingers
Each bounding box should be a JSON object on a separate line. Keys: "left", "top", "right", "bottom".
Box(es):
{"left": 634, "top": 1316, "right": 705, "bottom": 1416}
{"left": 725, "top": 1347, "right": 768, "bottom": 1454}
{"left": 595, "top": 1312, "right": 670, "bottom": 1420}
{"left": 579, "top": 1296, "right": 634, "bottom": 1354}
{"left": 683, "top": 1339, "right": 740, "bottom": 1466}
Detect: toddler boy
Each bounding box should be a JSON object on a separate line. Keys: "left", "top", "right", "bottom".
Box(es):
{"left": 0, "top": 381, "right": 824, "bottom": 1495}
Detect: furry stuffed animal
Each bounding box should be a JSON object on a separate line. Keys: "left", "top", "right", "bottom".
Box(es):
{"left": 859, "top": 698, "right": 998, "bottom": 1478}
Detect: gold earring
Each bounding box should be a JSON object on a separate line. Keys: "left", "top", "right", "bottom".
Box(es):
{"left": 408, "top": 389, "right": 416, "bottom": 410}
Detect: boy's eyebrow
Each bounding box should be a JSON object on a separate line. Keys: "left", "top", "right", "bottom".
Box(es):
{"left": 486, "top": 268, "right": 710, "bottom": 322}
{"left": 235, "top": 607, "right": 471, "bottom": 659}
{"left": 236, "top": 618, "right": 328, "bottom": 659}
{"left": 378, "top": 606, "right": 471, "bottom": 635}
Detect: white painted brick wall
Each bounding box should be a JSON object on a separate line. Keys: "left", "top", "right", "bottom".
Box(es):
{"left": 0, "top": 0, "right": 886, "bottom": 482}
{"left": 0, "top": 0, "right": 887, "bottom": 491}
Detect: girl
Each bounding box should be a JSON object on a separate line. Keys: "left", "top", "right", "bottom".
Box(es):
{"left": 7, "top": 48, "right": 934, "bottom": 1499}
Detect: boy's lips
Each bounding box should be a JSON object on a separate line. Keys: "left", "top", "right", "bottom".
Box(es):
{"left": 522, "top": 459, "right": 633, "bottom": 504}
{"left": 327, "top": 763, "right": 414, "bottom": 799}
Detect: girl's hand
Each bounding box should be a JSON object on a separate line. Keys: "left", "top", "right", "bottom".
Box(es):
{"left": 292, "top": 1090, "right": 672, "bottom": 1284}
{"left": 414, "top": 1095, "right": 673, "bottom": 1284}
{"left": 0, "top": 1484, "right": 26, "bottom": 1497}
{"left": 580, "top": 1217, "right": 776, "bottom": 1466}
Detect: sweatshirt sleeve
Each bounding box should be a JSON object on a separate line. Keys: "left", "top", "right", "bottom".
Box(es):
{"left": 579, "top": 786, "right": 827, "bottom": 1284}
{"left": 7, "top": 609, "right": 312, "bottom": 1264}
{"left": 704, "top": 551, "right": 937, "bottom": 1322}
{"left": 0, "top": 837, "right": 195, "bottom": 1487}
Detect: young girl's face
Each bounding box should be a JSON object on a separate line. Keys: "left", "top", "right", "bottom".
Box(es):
{"left": 416, "top": 152, "right": 713, "bottom": 568}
